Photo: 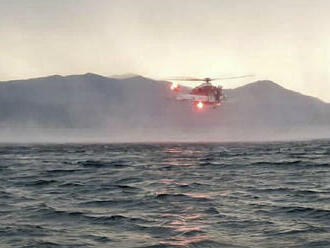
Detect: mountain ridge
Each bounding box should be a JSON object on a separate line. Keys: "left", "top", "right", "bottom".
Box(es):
{"left": 0, "top": 73, "right": 329, "bottom": 142}
{"left": 0, "top": 73, "right": 327, "bottom": 104}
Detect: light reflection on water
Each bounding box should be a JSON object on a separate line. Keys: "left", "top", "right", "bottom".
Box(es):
{"left": 155, "top": 163, "right": 215, "bottom": 247}
{"left": 161, "top": 234, "right": 210, "bottom": 247}
{"left": 160, "top": 212, "right": 210, "bottom": 247}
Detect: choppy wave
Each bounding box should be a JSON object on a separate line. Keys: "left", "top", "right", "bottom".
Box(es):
{"left": 0, "top": 140, "right": 330, "bottom": 247}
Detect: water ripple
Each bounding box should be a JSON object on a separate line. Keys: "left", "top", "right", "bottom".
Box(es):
{"left": 0, "top": 140, "right": 330, "bottom": 247}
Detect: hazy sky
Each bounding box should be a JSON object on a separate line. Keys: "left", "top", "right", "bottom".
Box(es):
{"left": 1, "top": 0, "right": 329, "bottom": 101}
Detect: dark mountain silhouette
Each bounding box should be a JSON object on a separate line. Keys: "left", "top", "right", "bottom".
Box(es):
{"left": 0, "top": 73, "right": 329, "bottom": 142}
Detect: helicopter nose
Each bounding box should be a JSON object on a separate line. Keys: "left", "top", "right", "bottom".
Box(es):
{"left": 170, "top": 82, "right": 178, "bottom": 90}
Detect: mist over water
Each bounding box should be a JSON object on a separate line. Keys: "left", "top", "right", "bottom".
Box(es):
{"left": 1, "top": 140, "right": 330, "bottom": 247}
{"left": 0, "top": 126, "right": 329, "bottom": 144}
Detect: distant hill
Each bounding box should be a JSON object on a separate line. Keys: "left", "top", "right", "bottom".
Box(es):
{"left": 0, "top": 73, "right": 329, "bottom": 142}
{"left": 223, "top": 80, "right": 330, "bottom": 127}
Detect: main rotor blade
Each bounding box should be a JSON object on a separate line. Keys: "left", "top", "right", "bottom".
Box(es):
{"left": 166, "top": 74, "right": 254, "bottom": 82}
{"left": 210, "top": 75, "right": 254, "bottom": 81}
{"left": 166, "top": 77, "right": 206, "bottom": 82}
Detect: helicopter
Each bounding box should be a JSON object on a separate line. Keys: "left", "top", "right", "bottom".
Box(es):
{"left": 168, "top": 75, "right": 254, "bottom": 110}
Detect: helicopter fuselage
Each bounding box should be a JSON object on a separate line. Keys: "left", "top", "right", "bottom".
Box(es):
{"left": 168, "top": 74, "right": 252, "bottom": 109}
{"left": 175, "top": 83, "right": 223, "bottom": 106}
